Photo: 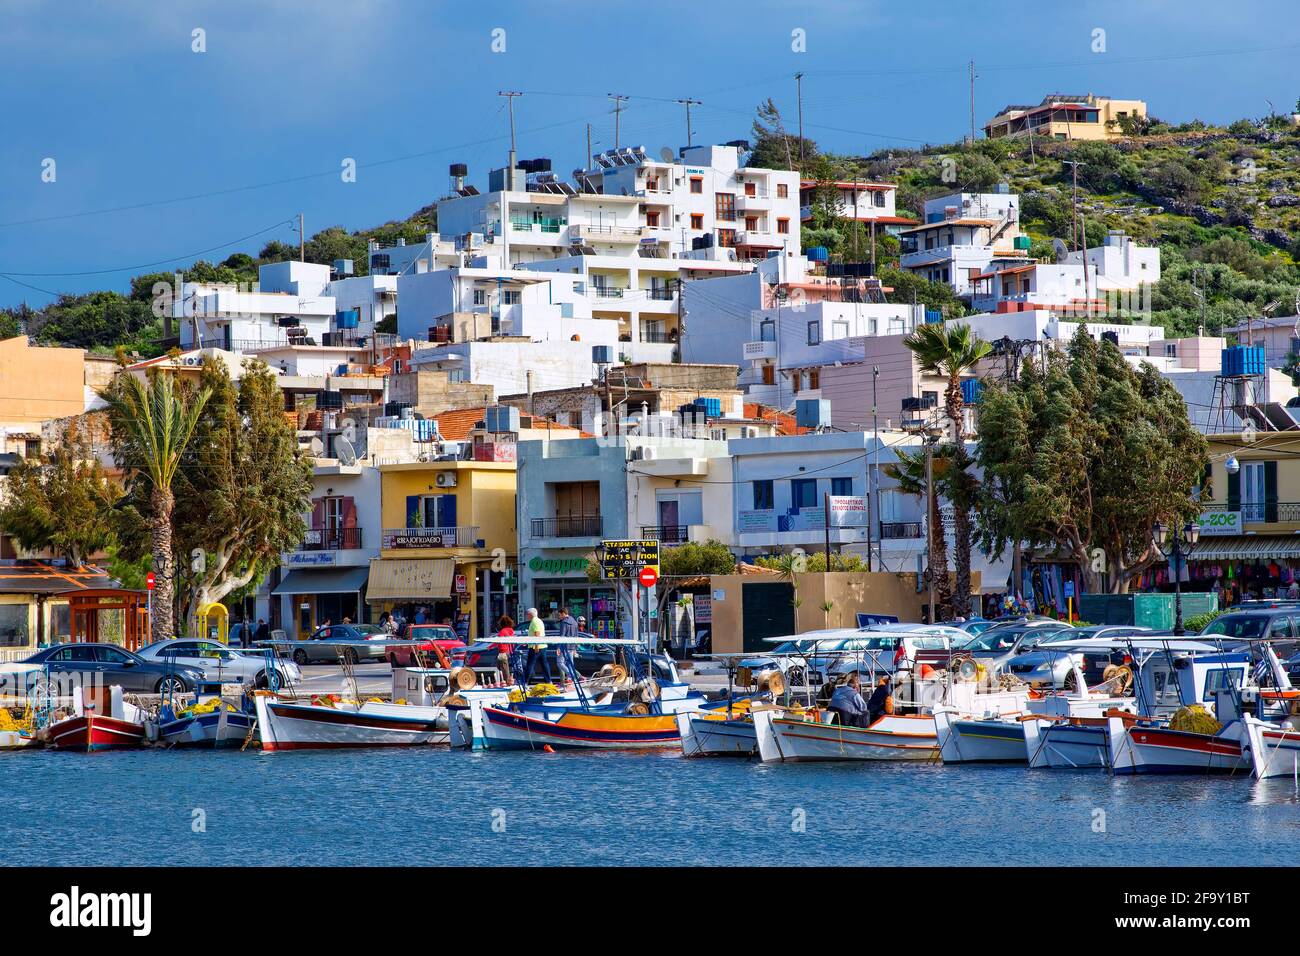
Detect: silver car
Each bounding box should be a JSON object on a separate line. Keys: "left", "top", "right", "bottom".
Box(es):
{"left": 1004, "top": 625, "right": 1151, "bottom": 687}
{"left": 137, "top": 638, "right": 302, "bottom": 688}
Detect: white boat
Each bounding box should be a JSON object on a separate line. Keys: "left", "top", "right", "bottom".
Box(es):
{"left": 676, "top": 711, "right": 758, "bottom": 756}
{"left": 754, "top": 708, "right": 939, "bottom": 762}
{"left": 253, "top": 693, "right": 448, "bottom": 751}
{"left": 1236, "top": 646, "right": 1300, "bottom": 780}
{"left": 0, "top": 662, "right": 43, "bottom": 750}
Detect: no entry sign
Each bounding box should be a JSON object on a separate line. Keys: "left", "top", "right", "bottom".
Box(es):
{"left": 638, "top": 566, "right": 659, "bottom": 589}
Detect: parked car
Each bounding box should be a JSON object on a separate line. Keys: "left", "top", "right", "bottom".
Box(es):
{"left": 1005, "top": 626, "right": 1151, "bottom": 687}
{"left": 25, "top": 643, "right": 206, "bottom": 694}
{"left": 955, "top": 622, "right": 1072, "bottom": 674}
{"left": 136, "top": 638, "right": 301, "bottom": 688}
{"left": 385, "top": 624, "right": 466, "bottom": 667}
{"left": 828, "top": 632, "right": 958, "bottom": 678}
{"left": 274, "top": 624, "right": 391, "bottom": 665}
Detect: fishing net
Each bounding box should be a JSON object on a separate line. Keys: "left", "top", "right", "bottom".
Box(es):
{"left": 1168, "top": 705, "right": 1221, "bottom": 735}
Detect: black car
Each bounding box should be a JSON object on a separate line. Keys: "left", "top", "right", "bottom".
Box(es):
{"left": 25, "top": 643, "right": 205, "bottom": 694}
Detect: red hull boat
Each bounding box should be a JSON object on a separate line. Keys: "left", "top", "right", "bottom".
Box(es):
{"left": 47, "top": 713, "right": 146, "bottom": 751}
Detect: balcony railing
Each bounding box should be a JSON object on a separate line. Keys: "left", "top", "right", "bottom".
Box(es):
{"left": 646, "top": 286, "right": 676, "bottom": 300}
{"left": 532, "top": 515, "right": 603, "bottom": 538}
{"left": 382, "top": 526, "right": 482, "bottom": 549}
{"left": 299, "top": 527, "right": 363, "bottom": 551}
{"left": 879, "top": 521, "right": 924, "bottom": 539}
{"left": 1202, "top": 501, "right": 1298, "bottom": 523}
{"left": 641, "top": 524, "right": 689, "bottom": 544}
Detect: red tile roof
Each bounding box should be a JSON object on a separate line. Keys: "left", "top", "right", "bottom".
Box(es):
{"left": 429, "top": 407, "right": 591, "bottom": 441}
{"left": 743, "top": 403, "right": 808, "bottom": 436}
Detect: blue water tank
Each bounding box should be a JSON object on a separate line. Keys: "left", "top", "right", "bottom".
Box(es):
{"left": 693, "top": 396, "right": 722, "bottom": 418}
{"left": 807, "top": 246, "right": 830, "bottom": 262}
{"left": 960, "top": 378, "right": 984, "bottom": 405}
{"left": 795, "top": 398, "right": 831, "bottom": 429}
{"left": 925, "top": 309, "right": 944, "bottom": 324}
{"left": 1221, "top": 345, "right": 1266, "bottom": 377}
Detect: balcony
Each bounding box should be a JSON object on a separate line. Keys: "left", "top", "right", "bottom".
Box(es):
{"left": 879, "top": 521, "right": 923, "bottom": 539}
{"left": 646, "top": 286, "right": 677, "bottom": 301}
{"left": 569, "top": 224, "right": 644, "bottom": 242}
{"left": 641, "top": 524, "right": 689, "bottom": 544}
{"left": 532, "top": 515, "right": 603, "bottom": 538}
{"left": 1202, "top": 501, "right": 1299, "bottom": 524}
{"left": 743, "top": 340, "right": 777, "bottom": 361}
{"left": 299, "top": 527, "right": 364, "bottom": 551}
{"left": 381, "top": 526, "right": 482, "bottom": 549}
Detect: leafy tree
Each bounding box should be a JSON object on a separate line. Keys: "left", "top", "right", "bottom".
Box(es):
{"left": 101, "top": 371, "right": 211, "bottom": 642}
{"left": 903, "top": 323, "right": 991, "bottom": 615}
{"left": 753, "top": 552, "right": 867, "bottom": 572}
{"left": 877, "top": 267, "right": 967, "bottom": 317}
{"left": 0, "top": 420, "right": 121, "bottom": 566}
{"left": 172, "top": 357, "right": 312, "bottom": 631}
{"left": 749, "top": 98, "right": 815, "bottom": 173}
{"left": 975, "top": 327, "right": 1207, "bottom": 594}
{"left": 29, "top": 291, "right": 161, "bottom": 353}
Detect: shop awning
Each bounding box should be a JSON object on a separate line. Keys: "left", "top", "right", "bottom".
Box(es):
{"left": 272, "top": 566, "right": 370, "bottom": 596}
{"left": 365, "top": 558, "right": 454, "bottom": 602}
{"left": 1187, "top": 535, "right": 1300, "bottom": 561}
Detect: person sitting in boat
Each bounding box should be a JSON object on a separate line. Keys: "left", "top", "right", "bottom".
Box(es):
{"left": 866, "top": 676, "right": 892, "bottom": 726}
{"left": 829, "top": 674, "right": 869, "bottom": 727}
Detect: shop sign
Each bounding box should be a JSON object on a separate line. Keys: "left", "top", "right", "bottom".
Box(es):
{"left": 454, "top": 573, "right": 467, "bottom": 594}
{"left": 1199, "top": 510, "right": 1241, "bottom": 536}
{"left": 737, "top": 510, "right": 778, "bottom": 533}
{"left": 285, "top": 550, "right": 337, "bottom": 567}
{"left": 600, "top": 539, "right": 660, "bottom": 579}
{"left": 693, "top": 594, "right": 712, "bottom": 623}
{"left": 386, "top": 531, "right": 455, "bottom": 549}
{"left": 528, "top": 555, "right": 590, "bottom": 575}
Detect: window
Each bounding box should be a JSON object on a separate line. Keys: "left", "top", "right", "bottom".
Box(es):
{"left": 690, "top": 213, "right": 704, "bottom": 230}
{"left": 791, "top": 478, "right": 818, "bottom": 510}
{"left": 753, "top": 480, "right": 774, "bottom": 510}
{"left": 502, "top": 290, "right": 521, "bottom": 305}
{"left": 792, "top": 372, "right": 802, "bottom": 392}
{"left": 831, "top": 476, "right": 852, "bottom": 496}
{"left": 745, "top": 216, "right": 759, "bottom": 231}
{"left": 807, "top": 321, "right": 821, "bottom": 345}
{"left": 744, "top": 182, "right": 756, "bottom": 197}
{"left": 646, "top": 211, "right": 660, "bottom": 227}
{"left": 689, "top": 176, "right": 703, "bottom": 194}
{"left": 776, "top": 183, "right": 788, "bottom": 199}
{"left": 715, "top": 193, "right": 736, "bottom": 222}
{"left": 873, "top": 191, "right": 886, "bottom": 207}
{"left": 777, "top": 217, "right": 790, "bottom": 234}
{"left": 809, "top": 368, "right": 820, "bottom": 390}
{"left": 717, "top": 229, "right": 736, "bottom": 248}
{"left": 421, "top": 493, "right": 458, "bottom": 529}
{"left": 0, "top": 605, "right": 27, "bottom": 647}
{"left": 831, "top": 320, "right": 849, "bottom": 339}
{"left": 472, "top": 289, "right": 487, "bottom": 306}
{"left": 95, "top": 646, "right": 132, "bottom": 664}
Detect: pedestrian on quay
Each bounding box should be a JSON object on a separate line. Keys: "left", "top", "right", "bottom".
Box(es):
{"left": 494, "top": 615, "right": 516, "bottom": 683}
{"left": 829, "top": 673, "right": 869, "bottom": 728}
{"left": 455, "top": 611, "right": 471, "bottom": 641}
{"left": 254, "top": 618, "right": 270, "bottom": 644}
{"left": 559, "top": 607, "right": 578, "bottom": 637}
{"left": 523, "top": 607, "right": 552, "bottom": 682}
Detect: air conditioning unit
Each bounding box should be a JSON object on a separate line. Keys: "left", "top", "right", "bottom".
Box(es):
{"left": 434, "top": 472, "right": 459, "bottom": 488}
{"left": 742, "top": 426, "right": 759, "bottom": 438}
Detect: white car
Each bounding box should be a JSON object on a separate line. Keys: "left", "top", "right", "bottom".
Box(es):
{"left": 136, "top": 638, "right": 301, "bottom": 688}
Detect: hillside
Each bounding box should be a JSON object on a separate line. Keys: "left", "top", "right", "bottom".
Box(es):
{"left": 8, "top": 109, "right": 1300, "bottom": 356}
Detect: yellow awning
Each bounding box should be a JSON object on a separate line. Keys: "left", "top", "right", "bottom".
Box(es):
{"left": 366, "top": 558, "right": 454, "bottom": 601}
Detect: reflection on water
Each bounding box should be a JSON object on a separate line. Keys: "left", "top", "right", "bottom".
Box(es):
{"left": 1, "top": 749, "right": 1297, "bottom": 866}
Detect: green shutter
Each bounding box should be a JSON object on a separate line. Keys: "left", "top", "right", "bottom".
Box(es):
{"left": 1227, "top": 469, "right": 1240, "bottom": 511}
{"left": 1265, "top": 461, "right": 1278, "bottom": 522}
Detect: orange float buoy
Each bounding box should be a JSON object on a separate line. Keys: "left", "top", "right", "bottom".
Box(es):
{"left": 918, "top": 664, "right": 935, "bottom": 678}
{"left": 543, "top": 744, "right": 556, "bottom": 753}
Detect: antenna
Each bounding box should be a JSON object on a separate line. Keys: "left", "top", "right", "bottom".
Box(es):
{"left": 498, "top": 91, "right": 523, "bottom": 190}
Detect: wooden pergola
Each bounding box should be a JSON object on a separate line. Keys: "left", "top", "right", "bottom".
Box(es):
{"left": 57, "top": 588, "right": 150, "bottom": 651}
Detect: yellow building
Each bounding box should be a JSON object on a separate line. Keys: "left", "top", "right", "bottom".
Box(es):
{"left": 0, "top": 336, "right": 87, "bottom": 457}
{"left": 984, "top": 94, "right": 1147, "bottom": 142}
{"left": 1192, "top": 432, "right": 1300, "bottom": 602}
{"left": 369, "top": 459, "right": 517, "bottom": 639}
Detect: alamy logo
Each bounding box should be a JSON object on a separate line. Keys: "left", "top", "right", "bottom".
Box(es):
{"left": 49, "top": 886, "right": 152, "bottom": 936}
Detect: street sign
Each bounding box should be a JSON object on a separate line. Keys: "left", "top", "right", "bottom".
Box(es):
{"left": 599, "top": 538, "right": 660, "bottom": 579}
{"left": 145, "top": 571, "right": 155, "bottom": 591}
{"left": 638, "top": 566, "right": 659, "bottom": 589}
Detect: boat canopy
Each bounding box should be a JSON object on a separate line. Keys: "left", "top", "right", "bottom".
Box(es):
{"left": 1039, "top": 637, "right": 1228, "bottom": 653}
{"left": 488, "top": 636, "right": 644, "bottom": 646}
{"left": 0, "top": 662, "right": 42, "bottom": 674}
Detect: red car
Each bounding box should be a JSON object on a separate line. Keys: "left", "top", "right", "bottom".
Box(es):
{"left": 386, "top": 624, "right": 466, "bottom": 667}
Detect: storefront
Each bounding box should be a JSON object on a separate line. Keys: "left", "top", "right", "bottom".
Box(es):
{"left": 366, "top": 557, "right": 457, "bottom": 626}
{"left": 522, "top": 553, "right": 620, "bottom": 639}
{"left": 1182, "top": 535, "right": 1300, "bottom": 604}
{"left": 272, "top": 566, "right": 370, "bottom": 638}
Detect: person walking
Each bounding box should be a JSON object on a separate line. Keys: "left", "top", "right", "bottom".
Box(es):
{"left": 523, "top": 607, "right": 552, "bottom": 682}
{"left": 494, "top": 615, "right": 516, "bottom": 684}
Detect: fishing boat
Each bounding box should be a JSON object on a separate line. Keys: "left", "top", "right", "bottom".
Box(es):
{"left": 46, "top": 684, "right": 147, "bottom": 752}
{"left": 753, "top": 707, "right": 939, "bottom": 762}
{"left": 1022, "top": 637, "right": 1252, "bottom": 772}
{"left": 255, "top": 639, "right": 499, "bottom": 751}
{"left": 0, "top": 663, "right": 44, "bottom": 751}
{"left": 1235, "top": 646, "right": 1300, "bottom": 780}
{"left": 157, "top": 697, "right": 258, "bottom": 748}
{"left": 677, "top": 711, "right": 761, "bottom": 756}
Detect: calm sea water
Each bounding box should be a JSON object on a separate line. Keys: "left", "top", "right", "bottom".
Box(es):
{"left": 3, "top": 749, "right": 1298, "bottom": 866}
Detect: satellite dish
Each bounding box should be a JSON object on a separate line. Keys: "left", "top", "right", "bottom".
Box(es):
{"left": 335, "top": 435, "right": 357, "bottom": 466}
{"left": 1051, "top": 238, "right": 1069, "bottom": 263}
{"left": 659, "top": 146, "right": 675, "bottom": 163}
{"left": 308, "top": 437, "right": 324, "bottom": 457}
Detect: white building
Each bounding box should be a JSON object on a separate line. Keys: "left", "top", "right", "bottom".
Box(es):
{"left": 799, "top": 179, "right": 915, "bottom": 233}
{"left": 899, "top": 189, "right": 1027, "bottom": 298}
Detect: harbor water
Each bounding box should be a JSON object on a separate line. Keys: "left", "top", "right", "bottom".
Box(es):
{"left": 4, "top": 749, "right": 1299, "bottom": 866}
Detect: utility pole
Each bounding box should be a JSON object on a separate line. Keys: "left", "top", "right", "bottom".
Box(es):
{"left": 608, "top": 93, "right": 628, "bottom": 149}
{"left": 498, "top": 90, "right": 523, "bottom": 189}
{"left": 794, "top": 72, "right": 805, "bottom": 168}
{"left": 1063, "top": 159, "right": 1088, "bottom": 314}
{"left": 676, "top": 98, "right": 701, "bottom": 149}
{"left": 925, "top": 432, "right": 937, "bottom": 624}
{"left": 968, "top": 60, "right": 977, "bottom": 145}
{"left": 586, "top": 123, "right": 593, "bottom": 170}
{"left": 869, "top": 365, "right": 879, "bottom": 573}
{"left": 298, "top": 213, "right": 305, "bottom": 262}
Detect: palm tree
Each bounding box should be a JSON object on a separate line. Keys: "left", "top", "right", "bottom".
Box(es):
{"left": 884, "top": 449, "right": 953, "bottom": 616}
{"left": 102, "top": 372, "right": 210, "bottom": 643}
{"left": 903, "top": 323, "right": 991, "bottom": 617}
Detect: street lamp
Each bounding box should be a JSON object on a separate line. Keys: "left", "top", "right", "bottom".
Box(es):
{"left": 1155, "top": 519, "right": 1201, "bottom": 636}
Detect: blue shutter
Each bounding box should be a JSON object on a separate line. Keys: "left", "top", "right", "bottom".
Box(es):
{"left": 437, "top": 494, "right": 458, "bottom": 529}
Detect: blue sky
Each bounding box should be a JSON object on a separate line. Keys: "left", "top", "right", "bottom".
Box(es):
{"left": 2, "top": 0, "right": 1298, "bottom": 307}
